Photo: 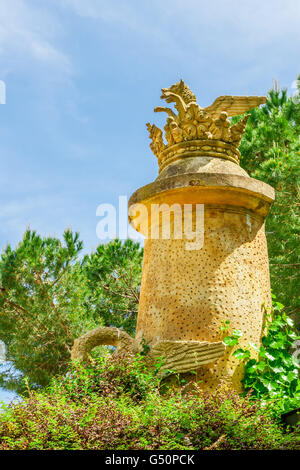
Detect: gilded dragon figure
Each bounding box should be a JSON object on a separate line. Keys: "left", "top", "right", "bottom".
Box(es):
{"left": 147, "top": 80, "right": 266, "bottom": 161}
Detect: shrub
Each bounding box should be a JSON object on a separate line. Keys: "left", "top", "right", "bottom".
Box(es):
{"left": 0, "top": 355, "right": 298, "bottom": 450}
{"left": 228, "top": 296, "right": 300, "bottom": 413}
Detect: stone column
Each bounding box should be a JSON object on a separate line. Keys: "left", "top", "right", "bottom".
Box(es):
{"left": 128, "top": 81, "right": 275, "bottom": 391}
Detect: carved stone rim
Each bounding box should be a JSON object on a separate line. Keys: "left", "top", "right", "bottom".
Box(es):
{"left": 158, "top": 139, "right": 241, "bottom": 173}
{"left": 128, "top": 172, "right": 275, "bottom": 225}
{"left": 129, "top": 172, "right": 275, "bottom": 206}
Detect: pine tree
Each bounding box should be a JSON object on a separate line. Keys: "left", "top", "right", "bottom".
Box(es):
{"left": 236, "top": 78, "right": 300, "bottom": 324}
{"left": 0, "top": 231, "right": 142, "bottom": 392}
{"left": 82, "top": 239, "right": 143, "bottom": 336}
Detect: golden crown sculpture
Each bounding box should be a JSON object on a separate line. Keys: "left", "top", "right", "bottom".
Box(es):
{"left": 147, "top": 80, "right": 266, "bottom": 172}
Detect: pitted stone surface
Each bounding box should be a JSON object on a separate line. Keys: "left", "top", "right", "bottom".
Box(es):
{"left": 134, "top": 206, "right": 271, "bottom": 390}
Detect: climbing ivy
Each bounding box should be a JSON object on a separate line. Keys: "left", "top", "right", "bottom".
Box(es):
{"left": 224, "top": 296, "right": 300, "bottom": 413}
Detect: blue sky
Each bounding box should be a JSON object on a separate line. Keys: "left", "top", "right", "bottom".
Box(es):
{"left": 0, "top": 0, "right": 299, "bottom": 254}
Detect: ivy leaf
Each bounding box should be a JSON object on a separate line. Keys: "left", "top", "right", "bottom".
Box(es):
{"left": 233, "top": 349, "right": 251, "bottom": 360}
{"left": 287, "top": 370, "right": 299, "bottom": 382}
{"left": 233, "top": 329, "right": 243, "bottom": 338}
{"left": 265, "top": 352, "right": 276, "bottom": 361}
{"left": 272, "top": 366, "right": 285, "bottom": 374}
{"left": 223, "top": 336, "right": 239, "bottom": 347}
{"left": 256, "top": 362, "right": 266, "bottom": 372}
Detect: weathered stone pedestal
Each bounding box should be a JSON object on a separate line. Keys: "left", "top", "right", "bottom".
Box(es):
{"left": 72, "top": 81, "right": 275, "bottom": 392}
{"left": 127, "top": 81, "right": 275, "bottom": 391}
{"left": 129, "top": 150, "right": 274, "bottom": 390}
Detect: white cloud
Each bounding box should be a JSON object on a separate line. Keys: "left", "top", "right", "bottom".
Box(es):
{"left": 176, "top": 0, "right": 300, "bottom": 52}
{"left": 54, "top": 0, "right": 299, "bottom": 98}
{"left": 60, "top": 0, "right": 172, "bottom": 44}
{"left": 59, "top": 0, "right": 300, "bottom": 68}
{"left": 61, "top": 0, "right": 300, "bottom": 41}
{"left": 0, "top": 0, "right": 71, "bottom": 75}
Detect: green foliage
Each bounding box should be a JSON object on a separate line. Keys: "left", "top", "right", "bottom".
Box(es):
{"left": 0, "top": 355, "right": 298, "bottom": 450}
{"left": 235, "top": 80, "right": 300, "bottom": 322}
{"left": 231, "top": 297, "right": 300, "bottom": 413}
{"left": 0, "top": 232, "right": 142, "bottom": 392}
{"left": 0, "top": 79, "right": 300, "bottom": 448}
{"left": 82, "top": 239, "right": 143, "bottom": 335}
{"left": 223, "top": 329, "right": 243, "bottom": 347}
{"left": 220, "top": 319, "right": 230, "bottom": 334}
{"left": 0, "top": 229, "right": 94, "bottom": 393}
{"left": 58, "top": 354, "right": 162, "bottom": 403}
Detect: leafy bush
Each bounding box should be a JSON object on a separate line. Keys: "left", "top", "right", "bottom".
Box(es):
{"left": 224, "top": 296, "right": 300, "bottom": 413}
{"left": 0, "top": 355, "right": 298, "bottom": 450}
